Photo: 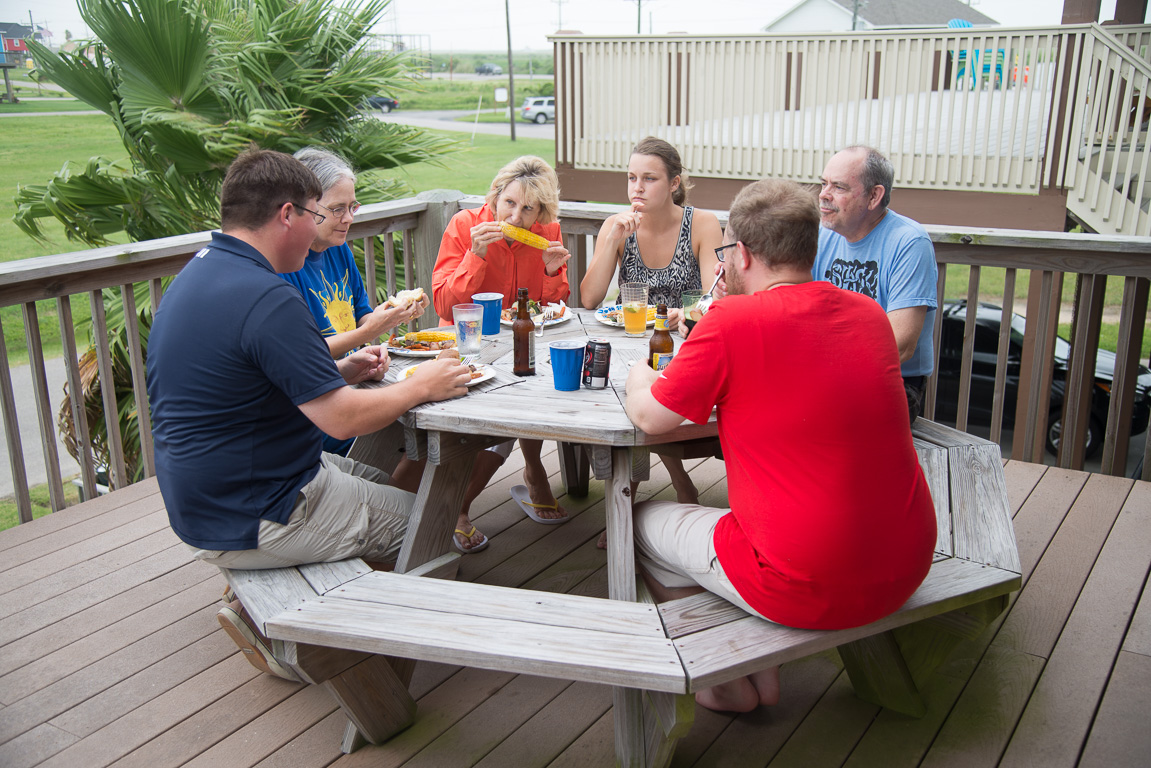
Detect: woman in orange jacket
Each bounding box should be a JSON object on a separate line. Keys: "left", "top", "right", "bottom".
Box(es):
{"left": 431, "top": 156, "right": 573, "bottom": 553}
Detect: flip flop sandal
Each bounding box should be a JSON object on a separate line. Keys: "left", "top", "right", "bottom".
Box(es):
{"left": 510, "top": 485, "right": 570, "bottom": 525}
{"left": 453, "top": 525, "right": 489, "bottom": 554}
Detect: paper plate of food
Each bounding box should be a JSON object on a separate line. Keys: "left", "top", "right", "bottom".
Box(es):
{"left": 595, "top": 304, "right": 657, "bottom": 328}
{"left": 500, "top": 300, "right": 570, "bottom": 327}
{"left": 402, "top": 361, "right": 493, "bottom": 387}
{"left": 387, "top": 328, "right": 457, "bottom": 357}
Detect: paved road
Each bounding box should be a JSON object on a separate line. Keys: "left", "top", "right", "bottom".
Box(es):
{"left": 373, "top": 108, "right": 554, "bottom": 139}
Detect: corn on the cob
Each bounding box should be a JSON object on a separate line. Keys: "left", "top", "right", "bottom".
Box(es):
{"left": 500, "top": 221, "right": 551, "bottom": 250}
{"left": 403, "top": 329, "right": 455, "bottom": 343}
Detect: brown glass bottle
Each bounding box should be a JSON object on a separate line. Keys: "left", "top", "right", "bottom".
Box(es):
{"left": 512, "top": 288, "right": 535, "bottom": 376}
{"left": 649, "top": 303, "right": 674, "bottom": 370}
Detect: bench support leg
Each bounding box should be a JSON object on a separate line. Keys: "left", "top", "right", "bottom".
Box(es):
{"left": 643, "top": 691, "right": 694, "bottom": 768}
{"left": 324, "top": 654, "right": 417, "bottom": 752}
{"left": 839, "top": 594, "right": 1011, "bottom": 717}
{"left": 838, "top": 630, "right": 926, "bottom": 717}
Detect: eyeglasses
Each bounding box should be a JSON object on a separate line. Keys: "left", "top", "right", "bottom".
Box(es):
{"left": 714, "top": 242, "right": 738, "bottom": 262}
{"left": 293, "top": 203, "right": 326, "bottom": 225}
{"left": 319, "top": 201, "right": 361, "bottom": 218}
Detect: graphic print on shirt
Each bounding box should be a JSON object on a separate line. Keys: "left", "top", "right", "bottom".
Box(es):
{"left": 309, "top": 270, "right": 358, "bottom": 336}
{"left": 823, "top": 258, "right": 880, "bottom": 300}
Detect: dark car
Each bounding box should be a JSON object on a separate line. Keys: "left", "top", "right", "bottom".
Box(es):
{"left": 366, "top": 95, "right": 399, "bottom": 113}
{"left": 933, "top": 300, "right": 1151, "bottom": 458}
{"left": 474, "top": 63, "right": 503, "bottom": 75}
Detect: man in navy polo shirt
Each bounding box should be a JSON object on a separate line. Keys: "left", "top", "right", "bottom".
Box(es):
{"left": 147, "top": 148, "right": 470, "bottom": 679}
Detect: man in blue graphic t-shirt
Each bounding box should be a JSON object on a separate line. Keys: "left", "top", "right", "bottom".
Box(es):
{"left": 812, "top": 146, "right": 938, "bottom": 423}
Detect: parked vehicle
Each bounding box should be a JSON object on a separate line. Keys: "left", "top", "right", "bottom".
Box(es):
{"left": 475, "top": 63, "right": 503, "bottom": 75}
{"left": 933, "top": 300, "right": 1151, "bottom": 458}
{"left": 520, "top": 96, "right": 555, "bottom": 124}
{"left": 365, "top": 95, "right": 399, "bottom": 113}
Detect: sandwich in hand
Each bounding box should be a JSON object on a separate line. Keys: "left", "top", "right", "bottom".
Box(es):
{"left": 384, "top": 287, "right": 426, "bottom": 309}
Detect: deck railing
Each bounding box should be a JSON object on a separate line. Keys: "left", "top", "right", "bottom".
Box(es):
{"left": 553, "top": 23, "right": 1151, "bottom": 236}
{"left": 1, "top": 193, "right": 1148, "bottom": 524}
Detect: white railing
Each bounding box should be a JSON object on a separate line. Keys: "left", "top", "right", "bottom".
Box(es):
{"left": 553, "top": 24, "right": 1151, "bottom": 236}
{"left": 1063, "top": 27, "right": 1151, "bottom": 235}
{"left": 555, "top": 27, "right": 1077, "bottom": 193}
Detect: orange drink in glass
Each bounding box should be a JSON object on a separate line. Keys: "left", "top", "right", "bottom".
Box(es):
{"left": 620, "top": 283, "right": 649, "bottom": 337}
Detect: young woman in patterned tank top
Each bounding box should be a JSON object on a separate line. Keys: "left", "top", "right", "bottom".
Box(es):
{"left": 580, "top": 138, "right": 723, "bottom": 334}
{"left": 581, "top": 138, "right": 723, "bottom": 509}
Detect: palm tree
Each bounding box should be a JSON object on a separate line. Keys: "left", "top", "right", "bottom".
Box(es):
{"left": 16, "top": 0, "right": 458, "bottom": 484}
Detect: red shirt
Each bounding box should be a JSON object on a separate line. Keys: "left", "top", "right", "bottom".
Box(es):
{"left": 432, "top": 204, "right": 569, "bottom": 323}
{"left": 650, "top": 282, "right": 936, "bottom": 629}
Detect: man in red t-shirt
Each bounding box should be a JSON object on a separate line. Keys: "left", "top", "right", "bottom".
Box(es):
{"left": 625, "top": 179, "right": 936, "bottom": 713}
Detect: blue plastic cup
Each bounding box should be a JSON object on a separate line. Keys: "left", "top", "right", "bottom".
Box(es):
{"left": 549, "top": 340, "right": 585, "bottom": 391}
{"left": 471, "top": 292, "right": 504, "bottom": 335}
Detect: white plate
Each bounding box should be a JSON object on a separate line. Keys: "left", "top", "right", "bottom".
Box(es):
{"left": 500, "top": 301, "right": 570, "bottom": 327}
{"left": 403, "top": 362, "right": 494, "bottom": 387}
{"left": 387, "top": 330, "right": 456, "bottom": 357}
{"left": 595, "top": 304, "right": 657, "bottom": 328}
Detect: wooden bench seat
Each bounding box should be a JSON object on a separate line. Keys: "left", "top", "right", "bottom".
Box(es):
{"left": 266, "top": 571, "right": 687, "bottom": 693}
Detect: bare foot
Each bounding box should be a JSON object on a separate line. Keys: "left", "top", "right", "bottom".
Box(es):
{"left": 522, "top": 470, "right": 567, "bottom": 521}
{"left": 597, "top": 530, "right": 607, "bottom": 549}
{"left": 694, "top": 678, "right": 761, "bottom": 713}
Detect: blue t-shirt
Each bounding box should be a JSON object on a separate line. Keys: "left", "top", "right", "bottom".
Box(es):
{"left": 146, "top": 232, "right": 347, "bottom": 550}
{"left": 279, "top": 243, "right": 372, "bottom": 455}
{"left": 278, "top": 243, "right": 373, "bottom": 341}
{"left": 813, "top": 211, "right": 938, "bottom": 377}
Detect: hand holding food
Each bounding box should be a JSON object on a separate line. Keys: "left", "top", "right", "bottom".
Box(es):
{"left": 607, "top": 203, "right": 644, "bottom": 242}
{"left": 541, "top": 241, "right": 571, "bottom": 276}
{"left": 469, "top": 220, "right": 504, "bottom": 259}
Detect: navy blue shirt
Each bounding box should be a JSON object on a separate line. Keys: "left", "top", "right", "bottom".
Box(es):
{"left": 146, "top": 232, "right": 346, "bottom": 550}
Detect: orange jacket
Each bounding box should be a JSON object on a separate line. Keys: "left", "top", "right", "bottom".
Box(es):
{"left": 432, "top": 204, "right": 569, "bottom": 323}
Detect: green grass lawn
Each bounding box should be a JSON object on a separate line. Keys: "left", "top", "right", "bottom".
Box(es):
{"left": 1, "top": 115, "right": 130, "bottom": 365}
{"left": 395, "top": 77, "right": 552, "bottom": 111}
{"left": 0, "top": 479, "right": 80, "bottom": 530}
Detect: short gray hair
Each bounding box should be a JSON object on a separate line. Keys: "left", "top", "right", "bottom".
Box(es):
{"left": 843, "top": 145, "right": 893, "bottom": 208}
{"left": 292, "top": 147, "right": 356, "bottom": 193}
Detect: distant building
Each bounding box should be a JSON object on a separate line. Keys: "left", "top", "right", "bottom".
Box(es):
{"left": 765, "top": 0, "right": 998, "bottom": 34}
{"left": 0, "top": 22, "right": 50, "bottom": 65}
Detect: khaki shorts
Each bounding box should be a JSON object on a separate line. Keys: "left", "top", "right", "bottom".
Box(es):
{"left": 633, "top": 500, "right": 771, "bottom": 621}
{"left": 188, "top": 452, "right": 416, "bottom": 570}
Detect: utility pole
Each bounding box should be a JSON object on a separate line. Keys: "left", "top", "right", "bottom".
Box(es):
{"left": 505, "top": 0, "right": 516, "bottom": 142}
{"left": 552, "top": 0, "right": 566, "bottom": 30}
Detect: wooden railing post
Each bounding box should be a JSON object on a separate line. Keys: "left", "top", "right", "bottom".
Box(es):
{"left": 414, "top": 190, "right": 464, "bottom": 327}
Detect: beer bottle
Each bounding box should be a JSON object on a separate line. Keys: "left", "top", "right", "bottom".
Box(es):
{"left": 649, "top": 303, "right": 674, "bottom": 370}
{"left": 513, "top": 288, "right": 535, "bottom": 376}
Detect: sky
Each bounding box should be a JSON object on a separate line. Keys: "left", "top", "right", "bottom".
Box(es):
{"left": 8, "top": 0, "right": 1134, "bottom": 52}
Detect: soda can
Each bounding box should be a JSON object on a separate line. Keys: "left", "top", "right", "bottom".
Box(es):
{"left": 581, "top": 339, "right": 611, "bottom": 389}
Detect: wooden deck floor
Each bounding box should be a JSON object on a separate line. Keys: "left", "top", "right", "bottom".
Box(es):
{"left": 1, "top": 447, "right": 1149, "bottom": 768}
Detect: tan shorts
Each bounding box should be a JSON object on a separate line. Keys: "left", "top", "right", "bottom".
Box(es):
{"left": 633, "top": 500, "right": 771, "bottom": 621}
{"left": 188, "top": 452, "right": 416, "bottom": 570}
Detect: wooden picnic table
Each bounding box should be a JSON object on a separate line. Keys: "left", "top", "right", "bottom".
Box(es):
{"left": 226, "top": 306, "right": 1020, "bottom": 768}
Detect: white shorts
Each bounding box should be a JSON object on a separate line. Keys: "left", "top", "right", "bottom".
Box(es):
{"left": 633, "top": 499, "right": 772, "bottom": 621}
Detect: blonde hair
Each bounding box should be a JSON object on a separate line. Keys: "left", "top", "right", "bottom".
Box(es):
{"left": 485, "top": 156, "right": 561, "bottom": 225}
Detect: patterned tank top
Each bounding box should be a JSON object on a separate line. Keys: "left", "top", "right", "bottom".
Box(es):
{"left": 618, "top": 206, "right": 702, "bottom": 308}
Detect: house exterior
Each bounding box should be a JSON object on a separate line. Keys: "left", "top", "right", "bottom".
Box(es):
{"left": 765, "top": 0, "right": 998, "bottom": 34}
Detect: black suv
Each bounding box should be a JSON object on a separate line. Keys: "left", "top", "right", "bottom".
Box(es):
{"left": 933, "top": 300, "right": 1151, "bottom": 458}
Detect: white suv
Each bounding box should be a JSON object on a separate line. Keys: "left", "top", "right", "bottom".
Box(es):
{"left": 520, "top": 97, "right": 555, "bottom": 124}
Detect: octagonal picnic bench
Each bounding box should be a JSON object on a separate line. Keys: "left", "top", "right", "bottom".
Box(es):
{"left": 218, "top": 418, "right": 1020, "bottom": 768}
